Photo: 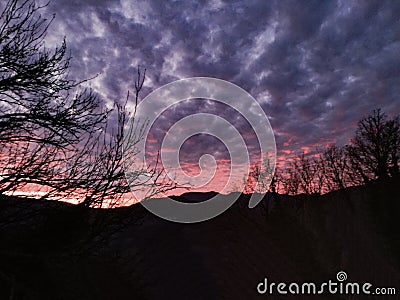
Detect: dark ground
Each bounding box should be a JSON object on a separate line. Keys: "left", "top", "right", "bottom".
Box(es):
{"left": 0, "top": 178, "right": 399, "bottom": 299}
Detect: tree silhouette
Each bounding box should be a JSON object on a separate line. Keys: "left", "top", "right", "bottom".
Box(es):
{"left": 346, "top": 109, "right": 400, "bottom": 183}
{"left": 281, "top": 161, "right": 301, "bottom": 195}
{"left": 242, "top": 153, "right": 275, "bottom": 194}
{"left": 0, "top": 0, "right": 175, "bottom": 207}
{"left": 0, "top": 0, "right": 107, "bottom": 197}
{"left": 321, "top": 145, "right": 349, "bottom": 191}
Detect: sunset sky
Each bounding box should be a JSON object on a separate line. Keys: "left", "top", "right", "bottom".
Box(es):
{"left": 40, "top": 0, "right": 400, "bottom": 193}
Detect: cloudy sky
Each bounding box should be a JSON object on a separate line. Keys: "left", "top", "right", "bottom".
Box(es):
{"left": 41, "top": 0, "right": 400, "bottom": 193}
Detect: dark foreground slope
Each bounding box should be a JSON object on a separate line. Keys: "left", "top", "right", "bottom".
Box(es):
{"left": 0, "top": 178, "right": 399, "bottom": 300}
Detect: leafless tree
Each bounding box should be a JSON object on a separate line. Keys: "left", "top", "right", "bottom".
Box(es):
{"left": 0, "top": 0, "right": 179, "bottom": 252}
{"left": 242, "top": 153, "right": 275, "bottom": 194}
{"left": 269, "top": 165, "right": 283, "bottom": 194}
{"left": 281, "top": 161, "right": 301, "bottom": 195}
{"left": 253, "top": 110, "right": 399, "bottom": 197}
{"left": 0, "top": 0, "right": 176, "bottom": 207}
{"left": 321, "top": 145, "right": 350, "bottom": 191}
{"left": 346, "top": 109, "right": 400, "bottom": 183}
{"left": 292, "top": 152, "right": 324, "bottom": 195}
{"left": 0, "top": 0, "right": 108, "bottom": 197}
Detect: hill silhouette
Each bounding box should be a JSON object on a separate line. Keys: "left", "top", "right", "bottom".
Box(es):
{"left": 169, "top": 191, "right": 219, "bottom": 202}
{"left": 0, "top": 177, "right": 399, "bottom": 299}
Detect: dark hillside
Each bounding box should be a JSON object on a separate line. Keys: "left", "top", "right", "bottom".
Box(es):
{"left": 0, "top": 178, "right": 399, "bottom": 299}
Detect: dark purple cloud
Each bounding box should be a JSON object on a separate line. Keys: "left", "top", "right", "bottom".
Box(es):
{"left": 41, "top": 0, "right": 400, "bottom": 176}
